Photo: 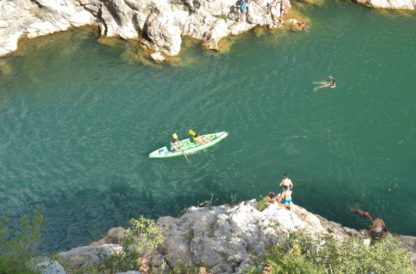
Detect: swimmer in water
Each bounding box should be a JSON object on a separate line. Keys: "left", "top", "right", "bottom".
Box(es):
{"left": 313, "top": 76, "right": 336, "bottom": 91}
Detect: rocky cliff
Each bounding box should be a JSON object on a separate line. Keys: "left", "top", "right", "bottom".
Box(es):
{"left": 354, "top": 0, "right": 416, "bottom": 10}
{"left": 1, "top": 0, "right": 414, "bottom": 62}
{"left": 33, "top": 200, "right": 415, "bottom": 273}
{"left": 0, "top": 0, "right": 294, "bottom": 61}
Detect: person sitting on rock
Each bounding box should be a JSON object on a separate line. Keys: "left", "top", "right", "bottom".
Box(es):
{"left": 266, "top": 192, "right": 277, "bottom": 203}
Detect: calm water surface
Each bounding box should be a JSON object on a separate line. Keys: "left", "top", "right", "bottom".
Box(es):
{"left": 1, "top": 2, "right": 416, "bottom": 251}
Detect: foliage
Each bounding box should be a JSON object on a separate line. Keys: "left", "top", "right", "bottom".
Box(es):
{"left": 254, "top": 197, "right": 269, "bottom": 211}
{"left": 96, "top": 216, "right": 165, "bottom": 273}
{"left": 245, "top": 231, "right": 414, "bottom": 274}
{"left": 0, "top": 209, "right": 46, "bottom": 274}
{"left": 213, "top": 14, "right": 230, "bottom": 20}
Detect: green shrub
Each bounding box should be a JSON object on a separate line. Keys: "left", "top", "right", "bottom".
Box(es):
{"left": 213, "top": 14, "right": 230, "bottom": 20}
{"left": 255, "top": 197, "right": 269, "bottom": 211}
{"left": 0, "top": 209, "right": 45, "bottom": 273}
{"left": 97, "top": 216, "right": 165, "bottom": 273}
{"left": 245, "top": 231, "right": 414, "bottom": 274}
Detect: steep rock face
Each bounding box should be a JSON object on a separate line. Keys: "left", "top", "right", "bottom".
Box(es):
{"left": 0, "top": 0, "right": 293, "bottom": 60}
{"left": 154, "top": 200, "right": 355, "bottom": 273}
{"left": 54, "top": 200, "right": 416, "bottom": 273}
{"left": 0, "top": 0, "right": 94, "bottom": 56}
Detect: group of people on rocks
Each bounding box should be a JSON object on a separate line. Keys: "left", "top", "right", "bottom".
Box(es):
{"left": 266, "top": 173, "right": 293, "bottom": 210}
{"left": 266, "top": 173, "right": 387, "bottom": 241}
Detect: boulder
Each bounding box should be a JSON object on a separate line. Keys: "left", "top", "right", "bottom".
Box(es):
{"left": 57, "top": 244, "right": 122, "bottom": 269}
{"left": 29, "top": 257, "right": 66, "bottom": 274}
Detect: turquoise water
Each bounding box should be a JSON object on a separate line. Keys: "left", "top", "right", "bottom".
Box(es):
{"left": 1, "top": 2, "right": 416, "bottom": 252}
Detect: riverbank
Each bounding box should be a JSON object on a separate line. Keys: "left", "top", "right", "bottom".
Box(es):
{"left": 31, "top": 199, "right": 416, "bottom": 273}
{"left": 1, "top": 0, "right": 414, "bottom": 62}
{"left": 0, "top": 0, "right": 300, "bottom": 62}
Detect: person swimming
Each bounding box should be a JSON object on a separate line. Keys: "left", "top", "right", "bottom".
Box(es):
{"left": 313, "top": 76, "right": 336, "bottom": 91}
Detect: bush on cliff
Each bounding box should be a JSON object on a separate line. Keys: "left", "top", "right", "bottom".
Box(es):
{"left": 0, "top": 209, "right": 45, "bottom": 273}
{"left": 246, "top": 231, "right": 414, "bottom": 274}
{"left": 96, "top": 216, "right": 165, "bottom": 273}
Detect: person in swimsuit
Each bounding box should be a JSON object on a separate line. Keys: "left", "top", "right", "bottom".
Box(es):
{"left": 370, "top": 217, "right": 386, "bottom": 239}
{"left": 239, "top": 0, "right": 248, "bottom": 21}
{"left": 280, "top": 185, "right": 292, "bottom": 210}
{"left": 350, "top": 207, "right": 387, "bottom": 240}
{"left": 169, "top": 133, "right": 182, "bottom": 152}
{"left": 313, "top": 76, "right": 336, "bottom": 91}
{"left": 299, "top": 21, "right": 309, "bottom": 31}
{"left": 266, "top": 192, "right": 277, "bottom": 203}
{"left": 189, "top": 130, "right": 210, "bottom": 145}
{"left": 279, "top": 173, "right": 293, "bottom": 190}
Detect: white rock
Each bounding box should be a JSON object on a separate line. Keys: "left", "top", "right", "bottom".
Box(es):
{"left": 0, "top": 0, "right": 305, "bottom": 58}
{"left": 30, "top": 257, "right": 66, "bottom": 274}
{"left": 57, "top": 244, "right": 123, "bottom": 268}
{"left": 151, "top": 51, "right": 165, "bottom": 62}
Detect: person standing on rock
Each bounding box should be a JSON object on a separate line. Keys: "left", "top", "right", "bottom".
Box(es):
{"left": 279, "top": 185, "right": 292, "bottom": 210}
{"left": 239, "top": 0, "right": 248, "bottom": 21}
{"left": 279, "top": 173, "right": 293, "bottom": 190}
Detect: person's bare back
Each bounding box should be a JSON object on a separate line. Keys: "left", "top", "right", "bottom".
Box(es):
{"left": 279, "top": 173, "right": 293, "bottom": 189}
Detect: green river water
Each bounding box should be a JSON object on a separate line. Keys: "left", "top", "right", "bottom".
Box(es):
{"left": 0, "top": 1, "right": 415, "bottom": 252}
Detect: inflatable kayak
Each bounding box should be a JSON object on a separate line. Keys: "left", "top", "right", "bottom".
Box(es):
{"left": 149, "top": 132, "right": 228, "bottom": 159}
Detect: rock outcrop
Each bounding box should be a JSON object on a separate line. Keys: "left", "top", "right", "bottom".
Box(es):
{"left": 53, "top": 200, "right": 416, "bottom": 273}
{"left": 355, "top": 0, "right": 416, "bottom": 10}
{"left": 55, "top": 200, "right": 385, "bottom": 273}
{"left": 0, "top": 0, "right": 293, "bottom": 61}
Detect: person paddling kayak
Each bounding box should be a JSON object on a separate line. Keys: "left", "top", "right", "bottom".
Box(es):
{"left": 169, "top": 133, "right": 182, "bottom": 152}
{"left": 189, "top": 130, "right": 210, "bottom": 145}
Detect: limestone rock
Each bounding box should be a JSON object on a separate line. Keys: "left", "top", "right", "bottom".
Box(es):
{"left": 355, "top": 0, "right": 416, "bottom": 10}
{"left": 0, "top": 0, "right": 300, "bottom": 59}
{"left": 155, "top": 201, "right": 346, "bottom": 272}
{"left": 90, "top": 226, "right": 126, "bottom": 245}
{"left": 29, "top": 257, "right": 66, "bottom": 274}
{"left": 57, "top": 244, "right": 122, "bottom": 269}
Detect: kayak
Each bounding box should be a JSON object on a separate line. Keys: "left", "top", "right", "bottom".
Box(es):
{"left": 149, "top": 132, "right": 228, "bottom": 159}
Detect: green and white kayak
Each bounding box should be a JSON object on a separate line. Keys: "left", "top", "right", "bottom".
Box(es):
{"left": 149, "top": 132, "right": 228, "bottom": 159}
